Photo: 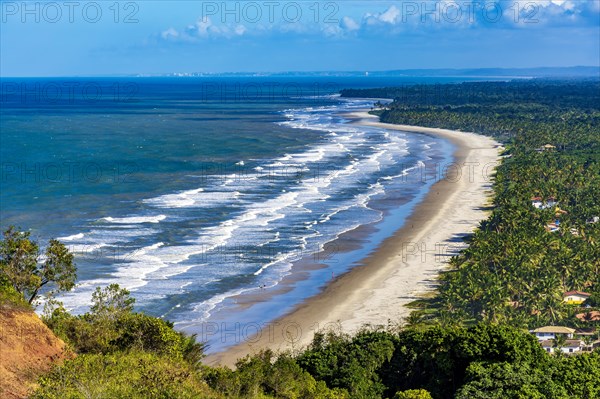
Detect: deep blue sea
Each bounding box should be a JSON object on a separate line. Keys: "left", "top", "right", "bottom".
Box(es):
{"left": 1, "top": 76, "right": 496, "bottom": 351}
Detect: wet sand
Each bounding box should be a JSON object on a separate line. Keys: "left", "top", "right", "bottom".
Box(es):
{"left": 204, "top": 111, "right": 501, "bottom": 367}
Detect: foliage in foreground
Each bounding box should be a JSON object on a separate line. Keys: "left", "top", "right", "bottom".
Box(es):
{"left": 31, "top": 351, "right": 217, "bottom": 399}
{"left": 205, "top": 351, "right": 348, "bottom": 398}
{"left": 38, "top": 283, "right": 345, "bottom": 398}
{"left": 27, "top": 268, "right": 597, "bottom": 398}
{"left": 31, "top": 317, "right": 600, "bottom": 399}
{"left": 205, "top": 324, "right": 597, "bottom": 399}
{"left": 296, "top": 323, "right": 554, "bottom": 399}
{"left": 43, "top": 284, "right": 205, "bottom": 365}
{"left": 0, "top": 226, "right": 76, "bottom": 304}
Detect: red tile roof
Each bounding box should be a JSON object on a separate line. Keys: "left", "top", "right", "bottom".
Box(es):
{"left": 576, "top": 311, "right": 600, "bottom": 322}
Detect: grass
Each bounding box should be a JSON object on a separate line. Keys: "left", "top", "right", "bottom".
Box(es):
{"left": 0, "top": 283, "right": 32, "bottom": 311}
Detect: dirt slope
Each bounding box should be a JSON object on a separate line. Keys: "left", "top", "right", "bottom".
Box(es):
{"left": 0, "top": 307, "right": 67, "bottom": 398}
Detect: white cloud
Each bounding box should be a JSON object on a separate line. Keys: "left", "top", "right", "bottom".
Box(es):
{"left": 157, "top": 1, "right": 599, "bottom": 43}
{"left": 363, "top": 6, "right": 400, "bottom": 25}
{"left": 321, "top": 24, "right": 343, "bottom": 37}
{"left": 340, "top": 16, "right": 360, "bottom": 31}
{"left": 526, "top": 0, "right": 578, "bottom": 10}
{"left": 161, "top": 28, "right": 179, "bottom": 40}
{"left": 234, "top": 25, "right": 247, "bottom": 36}
{"left": 505, "top": 0, "right": 596, "bottom": 27}
{"left": 379, "top": 6, "right": 400, "bottom": 24}
{"left": 319, "top": 16, "right": 362, "bottom": 38}
{"left": 190, "top": 17, "right": 215, "bottom": 37}
{"left": 161, "top": 17, "right": 249, "bottom": 40}
{"left": 552, "top": 0, "right": 578, "bottom": 9}
{"left": 363, "top": 5, "right": 403, "bottom": 27}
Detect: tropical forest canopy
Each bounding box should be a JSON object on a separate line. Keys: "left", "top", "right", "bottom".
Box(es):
{"left": 342, "top": 80, "right": 600, "bottom": 329}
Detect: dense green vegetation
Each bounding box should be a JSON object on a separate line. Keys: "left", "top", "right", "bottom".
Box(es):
{"left": 42, "top": 284, "right": 204, "bottom": 362}
{"left": 343, "top": 80, "right": 600, "bottom": 330}
{"left": 294, "top": 324, "right": 600, "bottom": 399}
{"left": 2, "top": 80, "right": 600, "bottom": 398}
{"left": 34, "top": 286, "right": 347, "bottom": 398}
{"left": 24, "top": 313, "right": 600, "bottom": 398}
{"left": 31, "top": 351, "right": 217, "bottom": 399}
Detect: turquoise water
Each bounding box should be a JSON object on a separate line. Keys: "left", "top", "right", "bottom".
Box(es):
{"left": 2, "top": 76, "right": 480, "bottom": 351}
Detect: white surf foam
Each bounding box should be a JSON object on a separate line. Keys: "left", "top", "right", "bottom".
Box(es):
{"left": 102, "top": 215, "right": 166, "bottom": 224}
{"left": 58, "top": 233, "right": 84, "bottom": 241}
{"left": 58, "top": 97, "right": 438, "bottom": 323}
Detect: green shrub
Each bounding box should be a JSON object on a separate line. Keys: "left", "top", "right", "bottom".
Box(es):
{"left": 455, "top": 362, "right": 563, "bottom": 399}
{"left": 205, "top": 350, "right": 348, "bottom": 398}
{"left": 548, "top": 352, "right": 600, "bottom": 398}
{"left": 296, "top": 329, "right": 395, "bottom": 398}
{"left": 0, "top": 280, "right": 31, "bottom": 310}
{"left": 393, "top": 389, "right": 433, "bottom": 399}
{"left": 379, "top": 323, "right": 550, "bottom": 398}
{"left": 43, "top": 285, "right": 206, "bottom": 365}
{"left": 31, "top": 351, "right": 218, "bottom": 399}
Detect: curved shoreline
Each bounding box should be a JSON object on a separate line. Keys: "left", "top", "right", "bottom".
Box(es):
{"left": 203, "top": 111, "right": 502, "bottom": 367}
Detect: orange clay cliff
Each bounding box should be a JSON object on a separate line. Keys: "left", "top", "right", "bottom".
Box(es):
{"left": 0, "top": 305, "right": 68, "bottom": 399}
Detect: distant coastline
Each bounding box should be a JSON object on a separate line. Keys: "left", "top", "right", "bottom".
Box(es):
{"left": 2, "top": 65, "right": 598, "bottom": 79}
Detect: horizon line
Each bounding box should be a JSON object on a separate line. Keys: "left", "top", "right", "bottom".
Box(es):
{"left": 1, "top": 66, "right": 599, "bottom": 79}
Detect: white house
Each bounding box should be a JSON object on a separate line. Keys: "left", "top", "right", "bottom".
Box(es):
{"left": 531, "top": 196, "right": 558, "bottom": 210}
{"left": 540, "top": 339, "right": 584, "bottom": 354}
{"left": 563, "top": 291, "right": 591, "bottom": 305}
{"left": 587, "top": 216, "right": 599, "bottom": 224}
{"left": 531, "top": 326, "right": 575, "bottom": 341}
{"left": 531, "top": 197, "right": 543, "bottom": 209}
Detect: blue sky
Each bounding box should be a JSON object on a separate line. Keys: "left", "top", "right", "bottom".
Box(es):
{"left": 1, "top": 0, "right": 599, "bottom": 76}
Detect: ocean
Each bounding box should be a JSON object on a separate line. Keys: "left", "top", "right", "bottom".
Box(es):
{"left": 1, "top": 76, "right": 490, "bottom": 351}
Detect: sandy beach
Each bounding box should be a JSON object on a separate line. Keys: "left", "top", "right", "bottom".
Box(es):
{"left": 204, "top": 111, "right": 502, "bottom": 367}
